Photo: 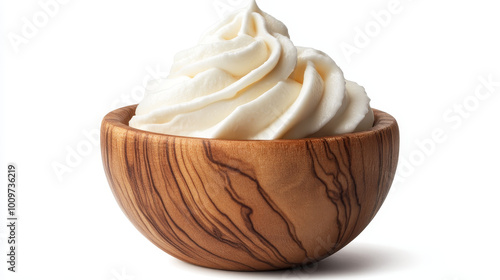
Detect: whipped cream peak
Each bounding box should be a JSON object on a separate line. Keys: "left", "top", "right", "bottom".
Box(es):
{"left": 130, "top": 0, "right": 374, "bottom": 140}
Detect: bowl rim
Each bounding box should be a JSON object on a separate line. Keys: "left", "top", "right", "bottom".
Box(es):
{"left": 102, "top": 104, "right": 398, "bottom": 143}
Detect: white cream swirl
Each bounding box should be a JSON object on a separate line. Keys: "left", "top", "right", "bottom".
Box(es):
{"left": 130, "top": 0, "right": 374, "bottom": 140}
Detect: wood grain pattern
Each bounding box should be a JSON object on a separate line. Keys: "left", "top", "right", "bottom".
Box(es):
{"left": 101, "top": 105, "right": 399, "bottom": 271}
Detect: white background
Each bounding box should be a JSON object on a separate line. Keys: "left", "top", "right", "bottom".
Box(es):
{"left": 1, "top": 0, "right": 499, "bottom": 279}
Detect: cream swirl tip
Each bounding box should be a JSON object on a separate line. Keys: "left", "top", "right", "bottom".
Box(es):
{"left": 129, "top": 0, "right": 374, "bottom": 139}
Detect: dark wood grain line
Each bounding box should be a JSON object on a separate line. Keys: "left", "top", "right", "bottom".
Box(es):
{"left": 202, "top": 141, "right": 300, "bottom": 265}
{"left": 170, "top": 140, "right": 277, "bottom": 269}
{"left": 165, "top": 139, "right": 258, "bottom": 269}
{"left": 135, "top": 138, "right": 256, "bottom": 269}
{"left": 187, "top": 160, "right": 285, "bottom": 267}
{"left": 116, "top": 130, "right": 154, "bottom": 235}
{"left": 203, "top": 142, "right": 312, "bottom": 263}
{"left": 305, "top": 140, "right": 345, "bottom": 249}
{"left": 340, "top": 137, "right": 365, "bottom": 245}
{"left": 139, "top": 137, "right": 202, "bottom": 261}
{"left": 127, "top": 135, "right": 202, "bottom": 261}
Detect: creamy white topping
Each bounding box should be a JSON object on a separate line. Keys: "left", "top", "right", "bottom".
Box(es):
{"left": 130, "top": 0, "right": 374, "bottom": 139}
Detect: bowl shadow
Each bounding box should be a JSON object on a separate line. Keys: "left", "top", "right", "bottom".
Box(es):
{"left": 174, "top": 242, "right": 415, "bottom": 278}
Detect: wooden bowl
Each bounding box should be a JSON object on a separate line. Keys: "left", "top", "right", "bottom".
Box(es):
{"left": 101, "top": 105, "right": 399, "bottom": 271}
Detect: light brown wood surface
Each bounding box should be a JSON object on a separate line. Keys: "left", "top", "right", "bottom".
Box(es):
{"left": 101, "top": 105, "right": 399, "bottom": 271}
